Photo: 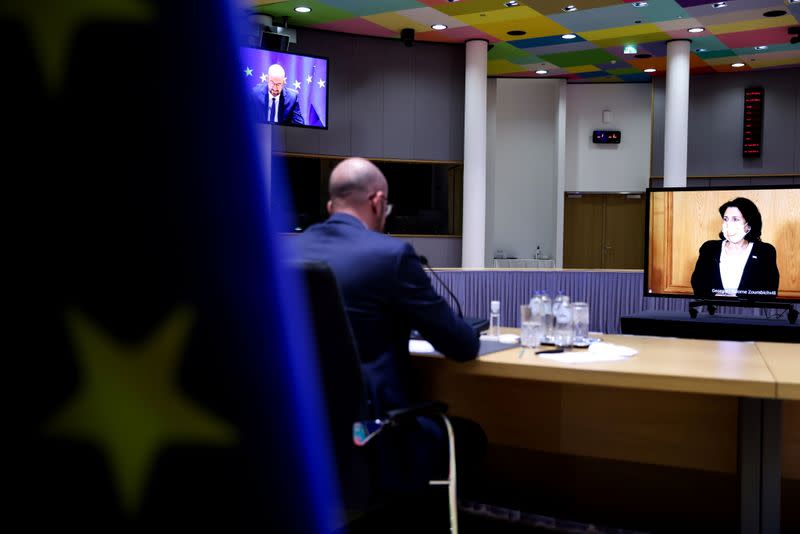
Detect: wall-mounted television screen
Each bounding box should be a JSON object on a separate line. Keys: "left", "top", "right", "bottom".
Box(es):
{"left": 239, "top": 47, "right": 328, "bottom": 129}
{"left": 644, "top": 185, "right": 800, "bottom": 303}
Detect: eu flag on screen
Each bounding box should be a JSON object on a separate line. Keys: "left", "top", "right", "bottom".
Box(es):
{"left": 301, "top": 62, "right": 327, "bottom": 128}
{"left": 6, "top": 0, "right": 338, "bottom": 531}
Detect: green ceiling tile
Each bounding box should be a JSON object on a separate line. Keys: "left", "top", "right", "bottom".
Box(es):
{"left": 695, "top": 49, "right": 736, "bottom": 59}
{"left": 607, "top": 67, "right": 641, "bottom": 75}
{"left": 489, "top": 42, "right": 539, "bottom": 63}
{"left": 732, "top": 43, "right": 798, "bottom": 56}
{"left": 687, "top": 35, "right": 728, "bottom": 52}
{"left": 540, "top": 48, "right": 617, "bottom": 67}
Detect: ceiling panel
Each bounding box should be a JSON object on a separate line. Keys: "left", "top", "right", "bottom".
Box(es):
{"left": 249, "top": 0, "right": 800, "bottom": 81}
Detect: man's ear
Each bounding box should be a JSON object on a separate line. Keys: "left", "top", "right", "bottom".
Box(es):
{"left": 326, "top": 200, "right": 333, "bottom": 215}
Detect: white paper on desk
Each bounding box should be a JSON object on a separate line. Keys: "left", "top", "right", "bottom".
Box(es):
{"left": 480, "top": 333, "right": 520, "bottom": 344}
{"left": 409, "top": 339, "right": 436, "bottom": 354}
{"left": 537, "top": 342, "right": 637, "bottom": 364}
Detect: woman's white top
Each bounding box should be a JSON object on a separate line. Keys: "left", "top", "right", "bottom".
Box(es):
{"left": 719, "top": 241, "right": 753, "bottom": 297}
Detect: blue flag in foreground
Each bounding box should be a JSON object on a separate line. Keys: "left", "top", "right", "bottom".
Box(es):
{"left": 8, "top": 0, "right": 338, "bottom": 531}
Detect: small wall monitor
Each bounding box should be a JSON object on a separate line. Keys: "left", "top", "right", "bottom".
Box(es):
{"left": 593, "top": 130, "right": 621, "bottom": 144}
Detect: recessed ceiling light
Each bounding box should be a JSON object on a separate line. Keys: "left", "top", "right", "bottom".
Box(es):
{"left": 763, "top": 10, "right": 787, "bottom": 17}
{"left": 688, "top": 27, "right": 705, "bottom": 33}
{"left": 562, "top": 5, "right": 577, "bottom": 12}
{"left": 505, "top": 0, "right": 520, "bottom": 6}
{"left": 731, "top": 62, "right": 746, "bottom": 67}
{"left": 754, "top": 45, "right": 768, "bottom": 50}
{"left": 294, "top": 6, "right": 311, "bottom": 13}
{"left": 536, "top": 70, "right": 548, "bottom": 74}
{"left": 431, "top": 24, "right": 447, "bottom": 30}
{"left": 711, "top": 1, "right": 727, "bottom": 8}
{"left": 643, "top": 68, "right": 656, "bottom": 73}
{"left": 695, "top": 48, "right": 707, "bottom": 52}
{"left": 561, "top": 33, "right": 577, "bottom": 39}
{"left": 632, "top": 1, "right": 648, "bottom": 7}
{"left": 507, "top": 30, "right": 527, "bottom": 36}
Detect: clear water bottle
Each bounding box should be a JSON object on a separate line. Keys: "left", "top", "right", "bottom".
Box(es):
{"left": 529, "top": 293, "right": 542, "bottom": 316}
{"left": 540, "top": 292, "right": 553, "bottom": 343}
{"left": 489, "top": 300, "right": 501, "bottom": 338}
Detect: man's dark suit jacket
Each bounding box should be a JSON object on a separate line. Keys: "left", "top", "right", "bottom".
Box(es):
{"left": 294, "top": 213, "right": 479, "bottom": 416}
{"left": 690, "top": 239, "right": 780, "bottom": 299}
{"left": 250, "top": 84, "right": 304, "bottom": 125}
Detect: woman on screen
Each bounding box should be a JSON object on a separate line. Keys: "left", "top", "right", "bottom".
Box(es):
{"left": 691, "top": 197, "right": 779, "bottom": 299}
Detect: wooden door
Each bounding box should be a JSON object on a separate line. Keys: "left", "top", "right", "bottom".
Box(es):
{"left": 604, "top": 194, "right": 645, "bottom": 269}
{"left": 563, "top": 193, "right": 645, "bottom": 269}
{"left": 564, "top": 194, "right": 604, "bottom": 268}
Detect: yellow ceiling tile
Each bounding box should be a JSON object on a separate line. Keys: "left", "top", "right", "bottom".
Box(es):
{"left": 475, "top": 15, "right": 570, "bottom": 40}
{"left": 566, "top": 65, "right": 601, "bottom": 73}
{"left": 707, "top": 15, "right": 799, "bottom": 35}
{"left": 580, "top": 23, "right": 665, "bottom": 41}
{"left": 488, "top": 59, "right": 529, "bottom": 75}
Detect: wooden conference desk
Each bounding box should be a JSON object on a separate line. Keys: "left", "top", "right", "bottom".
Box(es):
{"left": 412, "top": 334, "right": 799, "bottom": 533}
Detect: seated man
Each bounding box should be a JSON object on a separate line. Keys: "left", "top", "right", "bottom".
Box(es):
{"left": 293, "top": 157, "right": 484, "bottom": 493}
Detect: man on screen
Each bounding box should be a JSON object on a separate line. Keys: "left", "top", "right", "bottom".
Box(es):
{"left": 250, "top": 63, "right": 304, "bottom": 125}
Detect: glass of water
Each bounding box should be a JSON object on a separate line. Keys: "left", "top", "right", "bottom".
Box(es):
{"left": 572, "top": 302, "right": 590, "bottom": 347}
{"left": 520, "top": 304, "right": 542, "bottom": 350}
{"left": 553, "top": 302, "right": 574, "bottom": 348}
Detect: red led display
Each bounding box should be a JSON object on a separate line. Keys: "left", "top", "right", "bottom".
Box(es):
{"left": 742, "top": 87, "right": 764, "bottom": 158}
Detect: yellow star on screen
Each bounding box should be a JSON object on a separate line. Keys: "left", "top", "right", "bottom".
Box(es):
{"left": 46, "top": 307, "right": 237, "bottom": 516}
{"left": 0, "top": 0, "right": 154, "bottom": 94}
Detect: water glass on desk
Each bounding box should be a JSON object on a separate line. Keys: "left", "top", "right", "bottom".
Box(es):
{"left": 572, "top": 302, "right": 590, "bottom": 347}
{"left": 553, "top": 301, "right": 574, "bottom": 348}
{"left": 520, "top": 304, "right": 543, "bottom": 349}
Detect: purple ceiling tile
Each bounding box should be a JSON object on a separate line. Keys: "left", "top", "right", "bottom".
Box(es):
{"left": 675, "top": 0, "right": 713, "bottom": 7}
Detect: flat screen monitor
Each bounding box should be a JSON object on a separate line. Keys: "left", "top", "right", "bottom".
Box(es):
{"left": 239, "top": 47, "right": 328, "bottom": 129}
{"left": 644, "top": 185, "right": 800, "bottom": 304}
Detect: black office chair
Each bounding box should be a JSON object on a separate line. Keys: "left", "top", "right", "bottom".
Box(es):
{"left": 294, "top": 260, "right": 459, "bottom": 533}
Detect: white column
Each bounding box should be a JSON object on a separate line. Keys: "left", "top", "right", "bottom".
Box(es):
{"left": 554, "top": 80, "right": 567, "bottom": 268}
{"left": 461, "top": 39, "right": 488, "bottom": 268}
{"left": 663, "top": 39, "right": 690, "bottom": 188}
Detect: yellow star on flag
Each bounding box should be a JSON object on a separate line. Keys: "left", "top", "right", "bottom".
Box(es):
{"left": 46, "top": 307, "right": 237, "bottom": 516}
{"left": 0, "top": 0, "right": 154, "bottom": 94}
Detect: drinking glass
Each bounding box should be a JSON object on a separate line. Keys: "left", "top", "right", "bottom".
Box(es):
{"left": 553, "top": 302, "right": 574, "bottom": 348}
{"left": 520, "top": 304, "right": 542, "bottom": 350}
{"left": 572, "top": 302, "right": 590, "bottom": 347}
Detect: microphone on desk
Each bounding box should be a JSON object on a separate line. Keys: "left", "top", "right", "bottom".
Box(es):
{"left": 419, "top": 255, "right": 463, "bottom": 317}
{"left": 419, "top": 255, "right": 489, "bottom": 335}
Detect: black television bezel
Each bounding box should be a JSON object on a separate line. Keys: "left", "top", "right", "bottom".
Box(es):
{"left": 643, "top": 183, "right": 800, "bottom": 304}
{"left": 240, "top": 46, "right": 330, "bottom": 131}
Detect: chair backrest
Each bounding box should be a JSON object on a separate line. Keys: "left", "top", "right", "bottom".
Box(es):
{"left": 294, "top": 260, "right": 372, "bottom": 521}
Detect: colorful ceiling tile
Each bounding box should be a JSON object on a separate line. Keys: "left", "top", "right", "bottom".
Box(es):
{"left": 362, "top": 11, "right": 431, "bottom": 33}
{"left": 396, "top": 7, "right": 469, "bottom": 29}
{"left": 250, "top": 0, "right": 800, "bottom": 80}
{"left": 716, "top": 25, "right": 800, "bottom": 47}
{"left": 541, "top": 48, "right": 619, "bottom": 66}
